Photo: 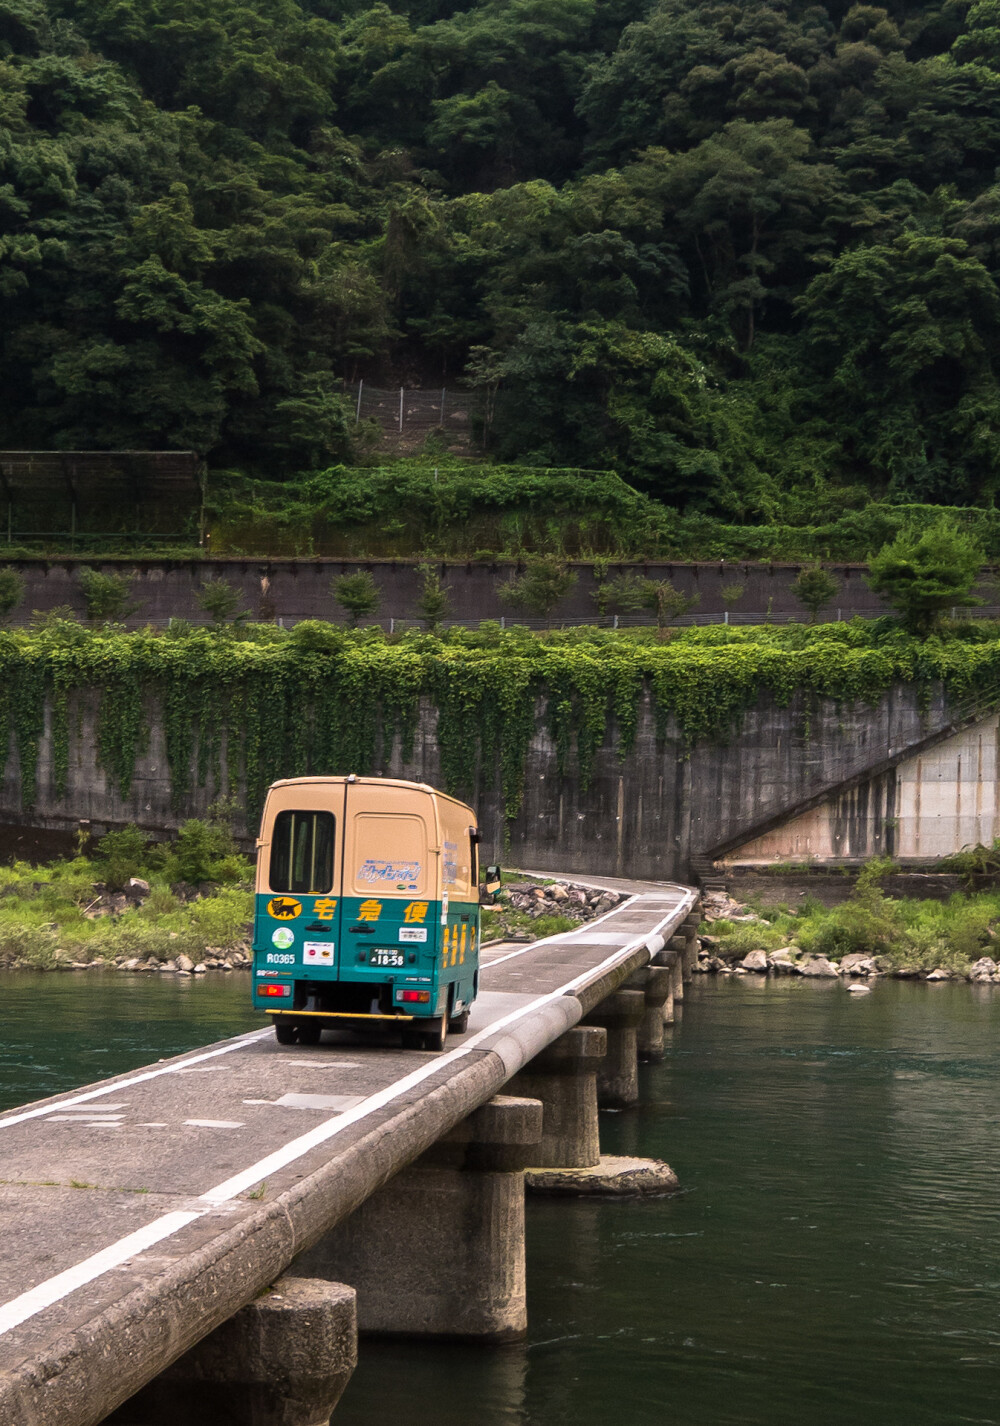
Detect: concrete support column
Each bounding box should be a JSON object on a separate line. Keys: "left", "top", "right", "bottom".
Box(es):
{"left": 294, "top": 1095, "right": 542, "bottom": 1341}
{"left": 682, "top": 913, "right": 700, "bottom": 982}
{"left": 107, "top": 1278, "right": 357, "bottom": 1426}
{"left": 627, "top": 967, "right": 673, "bottom": 1062}
{"left": 651, "top": 947, "right": 677, "bottom": 1026}
{"left": 584, "top": 989, "right": 645, "bottom": 1109}
{"left": 508, "top": 1025, "right": 606, "bottom": 1168}
{"left": 669, "top": 935, "right": 687, "bottom": 1002}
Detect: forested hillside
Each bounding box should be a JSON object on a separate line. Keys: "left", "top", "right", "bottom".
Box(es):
{"left": 4, "top": 0, "right": 1000, "bottom": 519}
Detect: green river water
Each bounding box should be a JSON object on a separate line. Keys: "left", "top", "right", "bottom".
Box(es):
{"left": 4, "top": 971, "right": 1000, "bottom": 1426}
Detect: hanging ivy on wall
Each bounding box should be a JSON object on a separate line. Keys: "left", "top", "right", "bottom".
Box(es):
{"left": 0, "top": 621, "right": 996, "bottom": 828}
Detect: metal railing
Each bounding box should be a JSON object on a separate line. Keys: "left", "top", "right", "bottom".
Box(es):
{"left": 19, "top": 606, "right": 1000, "bottom": 633}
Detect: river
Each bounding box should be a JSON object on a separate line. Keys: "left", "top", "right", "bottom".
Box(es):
{"left": 4, "top": 971, "right": 1000, "bottom": 1425}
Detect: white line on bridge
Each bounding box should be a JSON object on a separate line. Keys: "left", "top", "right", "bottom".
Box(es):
{"left": 0, "top": 888, "right": 696, "bottom": 1339}
{"left": 0, "top": 1213, "right": 203, "bottom": 1335}
{"left": 0, "top": 894, "right": 652, "bottom": 1129}
{"left": 0, "top": 1029, "right": 273, "bottom": 1131}
{"left": 482, "top": 895, "right": 641, "bottom": 967}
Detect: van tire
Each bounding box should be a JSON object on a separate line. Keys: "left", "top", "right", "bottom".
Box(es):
{"left": 274, "top": 1021, "right": 296, "bottom": 1045}
{"left": 421, "top": 1014, "right": 448, "bottom": 1052}
{"left": 296, "top": 1020, "right": 322, "bottom": 1046}
{"left": 448, "top": 1008, "right": 470, "bottom": 1035}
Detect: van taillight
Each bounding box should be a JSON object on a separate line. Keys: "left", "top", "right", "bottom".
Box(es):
{"left": 260, "top": 984, "right": 291, "bottom": 998}
{"left": 399, "top": 990, "right": 430, "bottom": 1003}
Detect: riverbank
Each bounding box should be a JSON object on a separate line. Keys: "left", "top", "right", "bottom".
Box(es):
{"left": 0, "top": 822, "right": 254, "bottom": 971}
{"left": 0, "top": 844, "right": 622, "bottom": 973}
{"left": 698, "top": 860, "right": 1000, "bottom": 983}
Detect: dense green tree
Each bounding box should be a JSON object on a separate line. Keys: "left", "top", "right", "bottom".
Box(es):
{"left": 332, "top": 570, "right": 380, "bottom": 624}
{"left": 866, "top": 519, "right": 983, "bottom": 632}
{"left": 797, "top": 233, "right": 1000, "bottom": 500}
{"left": 5, "top": 0, "right": 1000, "bottom": 519}
{"left": 791, "top": 564, "right": 839, "bottom": 621}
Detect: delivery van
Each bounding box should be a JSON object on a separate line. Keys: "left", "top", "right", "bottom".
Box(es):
{"left": 252, "top": 775, "right": 481, "bottom": 1050}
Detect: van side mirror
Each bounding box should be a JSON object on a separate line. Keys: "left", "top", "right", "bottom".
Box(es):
{"left": 484, "top": 864, "right": 502, "bottom": 900}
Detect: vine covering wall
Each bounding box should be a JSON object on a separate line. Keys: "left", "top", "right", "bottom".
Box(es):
{"left": 1, "top": 621, "right": 998, "bottom": 833}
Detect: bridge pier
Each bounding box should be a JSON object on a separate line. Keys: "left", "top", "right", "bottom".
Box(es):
{"left": 584, "top": 989, "right": 645, "bottom": 1109}
{"left": 629, "top": 966, "right": 673, "bottom": 1062}
{"left": 293, "top": 1095, "right": 542, "bottom": 1342}
{"left": 106, "top": 1278, "right": 357, "bottom": 1426}
{"left": 650, "top": 946, "right": 677, "bottom": 1025}
{"left": 669, "top": 935, "right": 687, "bottom": 1002}
{"left": 682, "top": 913, "right": 700, "bottom": 981}
{"left": 507, "top": 1025, "right": 606, "bottom": 1167}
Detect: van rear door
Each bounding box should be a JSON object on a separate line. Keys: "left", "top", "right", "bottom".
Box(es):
{"left": 340, "top": 782, "right": 437, "bottom": 991}
{"left": 255, "top": 793, "right": 344, "bottom": 990}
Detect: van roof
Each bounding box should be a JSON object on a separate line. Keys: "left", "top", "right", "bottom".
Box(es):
{"left": 266, "top": 775, "right": 477, "bottom": 818}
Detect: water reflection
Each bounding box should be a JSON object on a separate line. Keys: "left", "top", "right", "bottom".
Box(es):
{"left": 6, "top": 972, "right": 1000, "bottom": 1426}
{"left": 338, "top": 978, "right": 1000, "bottom": 1426}
{"left": 332, "top": 1339, "right": 529, "bottom": 1425}
{"left": 0, "top": 969, "right": 259, "bottom": 1110}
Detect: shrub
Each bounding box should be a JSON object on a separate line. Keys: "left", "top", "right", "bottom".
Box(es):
{"left": 643, "top": 579, "right": 699, "bottom": 633}
{"left": 166, "top": 818, "right": 245, "bottom": 885}
{"left": 95, "top": 825, "right": 151, "bottom": 890}
{"left": 0, "top": 567, "right": 25, "bottom": 621}
{"left": 196, "top": 576, "right": 246, "bottom": 626}
{"left": 0, "top": 916, "right": 60, "bottom": 967}
{"left": 798, "top": 901, "right": 900, "bottom": 959}
{"left": 499, "top": 556, "right": 577, "bottom": 618}
{"left": 77, "top": 568, "right": 137, "bottom": 622}
{"left": 866, "top": 518, "right": 983, "bottom": 634}
{"left": 415, "top": 563, "right": 452, "bottom": 632}
{"left": 791, "top": 566, "right": 839, "bottom": 622}
{"left": 332, "top": 571, "right": 380, "bottom": 626}
{"left": 721, "top": 582, "right": 745, "bottom": 610}
{"left": 594, "top": 572, "right": 698, "bottom": 630}
{"left": 714, "top": 922, "right": 782, "bottom": 958}
{"left": 29, "top": 606, "right": 89, "bottom": 645}
{"left": 289, "top": 620, "right": 344, "bottom": 653}
{"left": 594, "top": 572, "right": 648, "bottom": 615}
{"left": 938, "top": 838, "right": 1000, "bottom": 885}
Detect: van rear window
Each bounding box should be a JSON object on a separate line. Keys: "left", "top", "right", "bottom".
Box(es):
{"left": 270, "top": 811, "right": 335, "bottom": 894}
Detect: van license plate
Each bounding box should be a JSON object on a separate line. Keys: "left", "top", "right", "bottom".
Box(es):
{"left": 369, "top": 948, "right": 405, "bottom": 968}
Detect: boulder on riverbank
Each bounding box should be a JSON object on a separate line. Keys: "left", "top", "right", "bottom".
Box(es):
{"left": 799, "top": 955, "right": 839, "bottom": 978}
{"left": 739, "top": 949, "right": 769, "bottom": 973}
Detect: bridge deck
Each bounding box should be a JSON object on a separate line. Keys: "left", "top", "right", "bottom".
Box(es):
{"left": 0, "top": 883, "right": 695, "bottom": 1426}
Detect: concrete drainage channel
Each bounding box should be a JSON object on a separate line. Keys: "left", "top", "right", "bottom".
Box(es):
{"left": 0, "top": 880, "right": 701, "bottom": 1426}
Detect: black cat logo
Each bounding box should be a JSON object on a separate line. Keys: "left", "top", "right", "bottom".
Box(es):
{"left": 267, "top": 896, "right": 302, "bottom": 920}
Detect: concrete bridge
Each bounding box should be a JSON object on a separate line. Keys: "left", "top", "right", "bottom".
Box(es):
{"left": 0, "top": 878, "right": 699, "bottom": 1426}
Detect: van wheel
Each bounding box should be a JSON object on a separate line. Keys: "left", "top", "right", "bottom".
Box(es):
{"left": 401, "top": 1029, "right": 423, "bottom": 1050}
{"left": 296, "top": 1020, "right": 322, "bottom": 1046}
{"left": 448, "top": 1008, "right": 470, "bottom": 1035}
{"left": 421, "top": 1014, "right": 448, "bottom": 1052}
{"left": 274, "top": 1021, "right": 296, "bottom": 1045}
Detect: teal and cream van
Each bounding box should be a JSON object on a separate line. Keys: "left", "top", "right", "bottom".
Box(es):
{"left": 252, "top": 775, "right": 481, "bottom": 1050}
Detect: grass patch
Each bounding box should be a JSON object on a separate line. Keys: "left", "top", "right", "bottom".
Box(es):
{"left": 0, "top": 824, "right": 253, "bottom": 969}
{"left": 711, "top": 859, "right": 1000, "bottom": 974}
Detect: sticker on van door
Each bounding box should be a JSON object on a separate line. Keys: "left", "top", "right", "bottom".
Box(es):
{"left": 268, "top": 896, "right": 302, "bottom": 920}
{"left": 303, "top": 942, "right": 335, "bottom": 966}
{"left": 358, "top": 860, "right": 421, "bottom": 886}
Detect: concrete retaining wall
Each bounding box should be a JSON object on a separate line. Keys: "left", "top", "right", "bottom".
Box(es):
{"left": 727, "top": 713, "right": 1000, "bottom": 864}
{"left": 0, "top": 680, "right": 970, "bottom": 879}
{"left": 1, "top": 557, "right": 893, "bottom": 626}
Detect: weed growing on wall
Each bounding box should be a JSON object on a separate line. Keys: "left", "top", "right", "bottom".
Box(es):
{"left": 0, "top": 621, "right": 998, "bottom": 831}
